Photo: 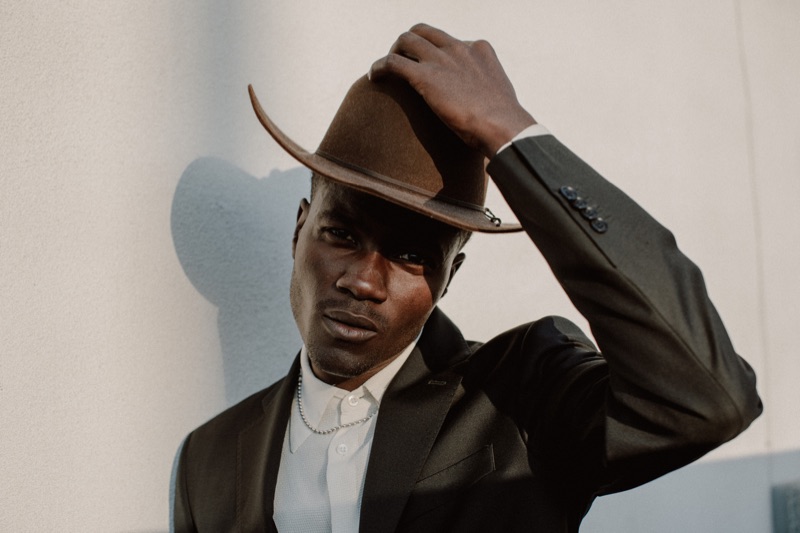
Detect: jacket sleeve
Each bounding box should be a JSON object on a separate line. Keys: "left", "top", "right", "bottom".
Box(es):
{"left": 486, "top": 134, "right": 762, "bottom": 493}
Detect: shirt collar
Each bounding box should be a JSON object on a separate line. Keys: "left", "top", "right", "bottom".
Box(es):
{"left": 288, "top": 333, "right": 421, "bottom": 452}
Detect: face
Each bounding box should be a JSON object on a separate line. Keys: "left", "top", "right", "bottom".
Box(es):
{"left": 290, "top": 180, "right": 466, "bottom": 389}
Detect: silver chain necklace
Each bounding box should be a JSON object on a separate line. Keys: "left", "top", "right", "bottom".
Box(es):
{"left": 296, "top": 372, "right": 376, "bottom": 435}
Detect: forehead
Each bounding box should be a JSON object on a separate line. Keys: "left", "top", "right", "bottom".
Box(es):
{"left": 311, "top": 180, "right": 462, "bottom": 248}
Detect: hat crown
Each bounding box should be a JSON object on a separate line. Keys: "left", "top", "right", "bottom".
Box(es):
{"left": 316, "top": 76, "right": 488, "bottom": 210}
{"left": 248, "top": 76, "right": 521, "bottom": 232}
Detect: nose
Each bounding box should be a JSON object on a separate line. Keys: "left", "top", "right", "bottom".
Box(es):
{"left": 335, "top": 251, "right": 388, "bottom": 303}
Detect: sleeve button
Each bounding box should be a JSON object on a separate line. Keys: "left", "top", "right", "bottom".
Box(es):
{"left": 572, "top": 197, "right": 588, "bottom": 210}
{"left": 581, "top": 207, "right": 599, "bottom": 221}
{"left": 591, "top": 218, "right": 608, "bottom": 233}
{"left": 559, "top": 186, "right": 578, "bottom": 201}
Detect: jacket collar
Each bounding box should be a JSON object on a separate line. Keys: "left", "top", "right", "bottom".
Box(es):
{"left": 359, "top": 307, "right": 471, "bottom": 533}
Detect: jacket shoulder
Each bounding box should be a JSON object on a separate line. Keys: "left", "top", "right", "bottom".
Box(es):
{"left": 473, "top": 315, "right": 598, "bottom": 360}
{"left": 189, "top": 378, "right": 286, "bottom": 443}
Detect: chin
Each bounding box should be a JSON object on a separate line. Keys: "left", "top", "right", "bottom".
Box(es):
{"left": 308, "top": 347, "right": 375, "bottom": 380}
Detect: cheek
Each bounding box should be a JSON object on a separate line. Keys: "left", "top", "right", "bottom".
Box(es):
{"left": 294, "top": 234, "right": 326, "bottom": 284}
{"left": 420, "top": 269, "right": 451, "bottom": 304}
{"left": 290, "top": 243, "right": 341, "bottom": 318}
{"left": 288, "top": 265, "right": 307, "bottom": 328}
{"left": 293, "top": 257, "right": 322, "bottom": 297}
{"left": 391, "top": 277, "right": 437, "bottom": 324}
{"left": 289, "top": 244, "right": 321, "bottom": 320}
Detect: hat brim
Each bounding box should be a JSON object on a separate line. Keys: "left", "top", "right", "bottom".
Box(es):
{"left": 248, "top": 85, "right": 522, "bottom": 233}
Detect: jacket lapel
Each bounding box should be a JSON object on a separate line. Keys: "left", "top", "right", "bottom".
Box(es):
{"left": 359, "top": 308, "right": 471, "bottom": 533}
{"left": 236, "top": 356, "right": 299, "bottom": 533}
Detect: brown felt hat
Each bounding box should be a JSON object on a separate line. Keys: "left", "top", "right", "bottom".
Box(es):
{"left": 248, "top": 75, "right": 521, "bottom": 233}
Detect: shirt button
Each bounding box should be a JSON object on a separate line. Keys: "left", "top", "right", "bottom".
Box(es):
{"left": 336, "top": 444, "right": 348, "bottom": 455}
{"left": 347, "top": 395, "right": 359, "bottom": 406}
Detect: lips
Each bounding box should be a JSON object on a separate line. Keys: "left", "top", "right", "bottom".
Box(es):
{"left": 322, "top": 309, "right": 379, "bottom": 342}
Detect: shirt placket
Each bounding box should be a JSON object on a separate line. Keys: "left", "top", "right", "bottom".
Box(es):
{"left": 327, "top": 388, "right": 373, "bottom": 533}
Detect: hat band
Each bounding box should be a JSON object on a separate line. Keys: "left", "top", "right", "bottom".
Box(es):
{"left": 316, "top": 151, "right": 488, "bottom": 214}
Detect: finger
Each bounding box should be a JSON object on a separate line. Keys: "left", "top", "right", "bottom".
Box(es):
{"left": 368, "top": 53, "right": 419, "bottom": 82}
{"left": 389, "top": 30, "right": 441, "bottom": 63}
{"left": 408, "top": 22, "right": 459, "bottom": 48}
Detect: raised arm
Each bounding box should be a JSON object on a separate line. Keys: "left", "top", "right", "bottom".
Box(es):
{"left": 372, "top": 23, "right": 762, "bottom": 491}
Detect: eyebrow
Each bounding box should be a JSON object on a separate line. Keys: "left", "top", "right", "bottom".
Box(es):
{"left": 317, "top": 206, "right": 448, "bottom": 260}
{"left": 316, "top": 206, "right": 360, "bottom": 226}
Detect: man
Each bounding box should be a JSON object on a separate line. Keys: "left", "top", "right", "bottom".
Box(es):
{"left": 174, "top": 24, "right": 761, "bottom": 532}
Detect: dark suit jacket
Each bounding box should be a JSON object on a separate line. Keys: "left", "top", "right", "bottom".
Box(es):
{"left": 173, "top": 135, "right": 762, "bottom": 532}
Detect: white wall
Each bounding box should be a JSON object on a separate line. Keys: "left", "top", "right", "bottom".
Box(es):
{"left": 2, "top": 1, "right": 798, "bottom": 531}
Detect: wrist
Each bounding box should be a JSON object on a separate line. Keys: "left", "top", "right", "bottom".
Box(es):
{"left": 479, "top": 111, "right": 537, "bottom": 158}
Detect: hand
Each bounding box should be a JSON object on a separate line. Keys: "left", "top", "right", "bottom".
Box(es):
{"left": 369, "top": 23, "right": 536, "bottom": 158}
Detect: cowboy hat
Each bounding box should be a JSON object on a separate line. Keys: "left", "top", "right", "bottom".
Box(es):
{"left": 248, "top": 74, "right": 521, "bottom": 233}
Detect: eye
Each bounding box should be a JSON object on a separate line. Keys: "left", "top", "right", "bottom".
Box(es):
{"left": 323, "top": 227, "right": 356, "bottom": 244}
{"left": 395, "top": 251, "right": 429, "bottom": 266}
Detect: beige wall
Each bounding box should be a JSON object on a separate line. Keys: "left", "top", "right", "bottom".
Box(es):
{"left": 2, "top": 1, "right": 798, "bottom": 531}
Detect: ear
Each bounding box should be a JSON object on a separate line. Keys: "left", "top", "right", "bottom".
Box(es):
{"left": 441, "top": 252, "right": 466, "bottom": 298}
{"left": 292, "top": 198, "right": 311, "bottom": 259}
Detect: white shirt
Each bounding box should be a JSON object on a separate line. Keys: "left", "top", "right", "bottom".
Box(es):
{"left": 273, "top": 340, "right": 417, "bottom": 533}
{"left": 496, "top": 123, "right": 551, "bottom": 154}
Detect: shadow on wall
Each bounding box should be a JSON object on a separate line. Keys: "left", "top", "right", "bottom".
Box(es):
{"left": 171, "top": 157, "right": 308, "bottom": 406}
